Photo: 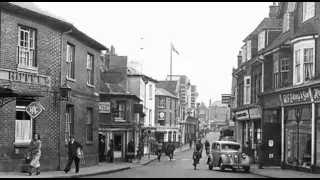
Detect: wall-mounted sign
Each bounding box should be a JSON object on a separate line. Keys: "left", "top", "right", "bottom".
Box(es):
{"left": 269, "top": 153, "right": 273, "bottom": 158}
{"left": 249, "top": 108, "right": 261, "bottom": 119}
{"left": 312, "top": 86, "right": 320, "bottom": 101}
{"left": 268, "top": 140, "right": 274, "bottom": 147}
{"left": 26, "top": 102, "right": 45, "bottom": 119}
{"left": 99, "top": 102, "right": 110, "bottom": 113}
{"left": 281, "top": 88, "right": 311, "bottom": 105}
{"left": 235, "top": 110, "right": 249, "bottom": 120}
{"left": 221, "top": 94, "right": 231, "bottom": 105}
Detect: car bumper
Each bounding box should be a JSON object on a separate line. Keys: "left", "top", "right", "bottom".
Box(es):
{"left": 222, "top": 163, "right": 250, "bottom": 168}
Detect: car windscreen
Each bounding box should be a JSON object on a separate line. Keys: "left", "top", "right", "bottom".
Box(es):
{"left": 221, "top": 144, "right": 240, "bottom": 150}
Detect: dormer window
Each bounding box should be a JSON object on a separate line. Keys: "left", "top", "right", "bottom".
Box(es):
{"left": 247, "top": 40, "right": 251, "bottom": 60}
{"left": 242, "top": 45, "right": 247, "bottom": 63}
{"left": 303, "top": 2, "right": 315, "bottom": 22}
{"left": 283, "top": 13, "right": 290, "bottom": 33}
{"left": 258, "top": 31, "right": 265, "bottom": 51}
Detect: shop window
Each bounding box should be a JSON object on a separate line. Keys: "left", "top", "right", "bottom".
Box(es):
{"left": 285, "top": 107, "right": 312, "bottom": 167}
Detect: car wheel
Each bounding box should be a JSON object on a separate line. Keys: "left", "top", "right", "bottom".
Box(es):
{"left": 244, "top": 166, "right": 250, "bottom": 173}
{"left": 219, "top": 160, "right": 225, "bottom": 172}
{"left": 232, "top": 168, "right": 236, "bottom": 172}
{"left": 208, "top": 164, "right": 213, "bottom": 170}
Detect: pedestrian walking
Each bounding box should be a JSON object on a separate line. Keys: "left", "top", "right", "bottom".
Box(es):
{"left": 127, "top": 140, "right": 135, "bottom": 163}
{"left": 193, "top": 139, "right": 203, "bottom": 169}
{"left": 63, "top": 135, "right": 83, "bottom": 174}
{"left": 189, "top": 139, "right": 193, "bottom": 149}
{"left": 28, "top": 133, "right": 42, "bottom": 176}
{"left": 257, "top": 140, "right": 264, "bottom": 169}
{"left": 99, "top": 135, "right": 106, "bottom": 162}
{"left": 156, "top": 140, "right": 163, "bottom": 161}
{"left": 137, "top": 141, "right": 144, "bottom": 163}
{"left": 166, "top": 140, "right": 175, "bottom": 161}
{"left": 108, "top": 139, "right": 115, "bottom": 163}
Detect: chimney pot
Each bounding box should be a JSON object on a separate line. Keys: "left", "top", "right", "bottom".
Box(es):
{"left": 269, "top": 2, "right": 279, "bottom": 18}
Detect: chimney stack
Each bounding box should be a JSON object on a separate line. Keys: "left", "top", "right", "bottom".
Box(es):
{"left": 269, "top": 2, "right": 279, "bottom": 18}
{"left": 237, "top": 51, "right": 242, "bottom": 67}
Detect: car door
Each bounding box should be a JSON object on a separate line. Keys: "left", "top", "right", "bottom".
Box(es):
{"left": 212, "top": 143, "right": 220, "bottom": 166}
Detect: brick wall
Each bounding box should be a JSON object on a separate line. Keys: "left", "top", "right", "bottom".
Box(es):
{"left": 0, "top": 9, "right": 61, "bottom": 172}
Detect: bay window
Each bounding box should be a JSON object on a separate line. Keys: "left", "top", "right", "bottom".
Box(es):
{"left": 303, "top": 2, "right": 315, "bottom": 22}
{"left": 116, "top": 101, "right": 126, "bottom": 120}
{"left": 273, "top": 60, "right": 279, "bottom": 89}
{"left": 244, "top": 76, "right": 251, "bottom": 104}
{"left": 17, "top": 25, "right": 36, "bottom": 69}
{"left": 293, "top": 40, "right": 315, "bottom": 85}
{"left": 258, "top": 31, "right": 265, "bottom": 51}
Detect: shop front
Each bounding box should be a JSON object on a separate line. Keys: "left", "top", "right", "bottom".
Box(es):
{"left": 259, "top": 92, "right": 282, "bottom": 166}
{"left": 279, "top": 86, "right": 318, "bottom": 173}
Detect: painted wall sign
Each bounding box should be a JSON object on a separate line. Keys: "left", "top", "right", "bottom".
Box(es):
{"left": 235, "top": 110, "right": 249, "bottom": 120}
{"left": 99, "top": 102, "right": 110, "bottom": 113}
{"left": 249, "top": 108, "right": 261, "bottom": 119}
{"left": 281, "top": 88, "right": 311, "bottom": 105}
{"left": 263, "top": 93, "right": 281, "bottom": 108}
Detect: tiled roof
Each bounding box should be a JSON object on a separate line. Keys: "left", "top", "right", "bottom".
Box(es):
{"left": 262, "top": 31, "right": 291, "bottom": 54}
{"left": 155, "top": 87, "right": 177, "bottom": 99}
{"left": 100, "top": 81, "right": 141, "bottom": 101}
{"left": 7, "top": 2, "right": 72, "bottom": 25}
{"left": 292, "top": 20, "right": 318, "bottom": 39}
{"left": 127, "top": 67, "right": 158, "bottom": 83}
{"left": 156, "top": 81, "right": 178, "bottom": 95}
{"left": 243, "top": 18, "right": 282, "bottom": 42}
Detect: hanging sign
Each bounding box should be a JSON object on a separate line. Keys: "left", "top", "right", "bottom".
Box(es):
{"left": 235, "top": 110, "right": 249, "bottom": 120}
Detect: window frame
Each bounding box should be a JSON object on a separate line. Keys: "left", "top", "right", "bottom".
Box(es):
{"left": 15, "top": 105, "right": 33, "bottom": 145}
{"left": 149, "top": 109, "right": 152, "bottom": 125}
{"left": 243, "top": 76, "right": 251, "bottom": 105}
{"left": 66, "top": 43, "right": 76, "bottom": 80}
{"left": 247, "top": 40, "right": 252, "bottom": 60}
{"left": 149, "top": 84, "right": 152, "bottom": 100}
{"left": 17, "top": 25, "right": 37, "bottom": 71}
{"left": 302, "top": 2, "right": 315, "bottom": 22}
{"left": 158, "top": 97, "right": 166, "bottom": 108}
{"left": 115, "top": 101, "right": 126, "bottom": 120}
{"left": 280, "top": 58, "right": 290, "bottom": 86}
{"left": 86, "top": 53, "right": 94, "bottom": 86}
{"left": 258, "top": 30, "right": 265, "bottom": 51}
{"left": 283, "top": 12, "right": 290, "bottom": 33}
{"left": 65, "top": 105, "right": 74, "bottom": 143}
{"left": 86, "top": 108, "right": 94, "bottom": 143}
{"left": 273, "top": 59, "right": 279, "bottom": 89}
{"left": 293, "top": 39, "right": 315, "bottom": 85}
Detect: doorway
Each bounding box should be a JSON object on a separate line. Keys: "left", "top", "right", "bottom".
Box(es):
{"left": 114, "top": 134, "right": 123, "bottom": 158}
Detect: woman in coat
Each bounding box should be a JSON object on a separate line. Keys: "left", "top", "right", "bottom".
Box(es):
{"left": 28, "top": 133, "right": 42, "bottom": 176}
{"left": 166, "top": 140, "right": 175, "bottom": 161}
{"left": 137, "top": 141, "right": 144, "bottom": 163}
{"left": 127, "top": 140, "right": 135, "bottom": 163}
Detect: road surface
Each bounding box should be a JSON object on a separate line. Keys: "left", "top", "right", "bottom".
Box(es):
{"left": 86, "top": 132, "right": 265, "bottom": 178}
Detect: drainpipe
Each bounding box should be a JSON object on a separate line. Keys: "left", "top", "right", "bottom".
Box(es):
{"left": 256, "top": 58, "right": 264, "bottom": 93}
{"left": 57, "top": 28, "right": 73, "bottom": 171}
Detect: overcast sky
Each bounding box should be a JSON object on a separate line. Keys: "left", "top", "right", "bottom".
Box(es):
{"left": 34, "top": 2, "right": 272, "bottom": 105}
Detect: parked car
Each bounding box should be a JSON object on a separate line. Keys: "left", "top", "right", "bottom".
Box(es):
{"left": 207, "top": 140, "right": 251, "bottom": 173}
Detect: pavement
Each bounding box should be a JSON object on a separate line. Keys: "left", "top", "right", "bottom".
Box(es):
{"left": 0, "top": 142, "right": 192, "bottom": 178}
{"left": 250, "top": 165, "right": 320, "bottom": 178}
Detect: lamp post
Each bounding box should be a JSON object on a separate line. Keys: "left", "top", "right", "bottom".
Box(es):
{"left": 148, "top": 130, "right": 151, "bottom": 160}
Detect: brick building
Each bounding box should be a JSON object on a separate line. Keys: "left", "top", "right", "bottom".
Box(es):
{"left": 0, "top": 2, "right": 107, "bottom": 172}
{"left": 154, "top": 87, "right": 179, "bottom": 148}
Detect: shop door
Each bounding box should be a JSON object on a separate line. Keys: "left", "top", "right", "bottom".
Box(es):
{"left": 262, "top": 123, "right": 281, "bottom": 166}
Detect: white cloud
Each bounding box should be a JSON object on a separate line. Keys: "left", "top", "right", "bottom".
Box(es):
{"left": 33, "top": 2, "right": 272, "bottom": 103}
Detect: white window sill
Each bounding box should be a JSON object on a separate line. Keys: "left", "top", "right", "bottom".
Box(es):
{"left": 86, "top": 83, "right": 95, "bottom": 88}
{"left": 17, "top": 65, "right": 38, "bottom": 74}
{"left": 66, "top": 77, "right": 76, "bottom": 82}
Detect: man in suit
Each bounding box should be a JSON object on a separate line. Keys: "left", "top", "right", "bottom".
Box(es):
{"left": 63, "top": 135, "right": 83, "bottom": 173}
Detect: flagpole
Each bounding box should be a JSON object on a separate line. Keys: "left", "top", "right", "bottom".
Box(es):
{"left": 170, "top": 42, "right": 172, "bottom": 81}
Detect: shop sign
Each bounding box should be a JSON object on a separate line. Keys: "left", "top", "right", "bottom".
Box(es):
{"left": 263, "top": 93, "right": 280, "bottom": 108}
{"left": 281, "top": 88, "right": 311, "bottom": 105}
{"left": 249, "top": 108, "right": 261, "bottom": 119}
{"left": 312, "top": 86, "right": 320, "bottom": 101}
{"left": 235, "top": 110, "right": 249, "bottom": 120}
{"left": 99, "top": 102, "right": 110, "bottom": 113}
{"left": 26, "top": 102, "right": 45, "bottom": 119}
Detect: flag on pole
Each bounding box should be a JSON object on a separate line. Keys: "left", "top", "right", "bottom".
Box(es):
{"left": 171, "top": 43, "right": 179, "bottom": 55}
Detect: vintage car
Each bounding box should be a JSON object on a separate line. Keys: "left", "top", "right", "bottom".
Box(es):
{"left": 207, "top": 140, "right": 251, "bottom": 172}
